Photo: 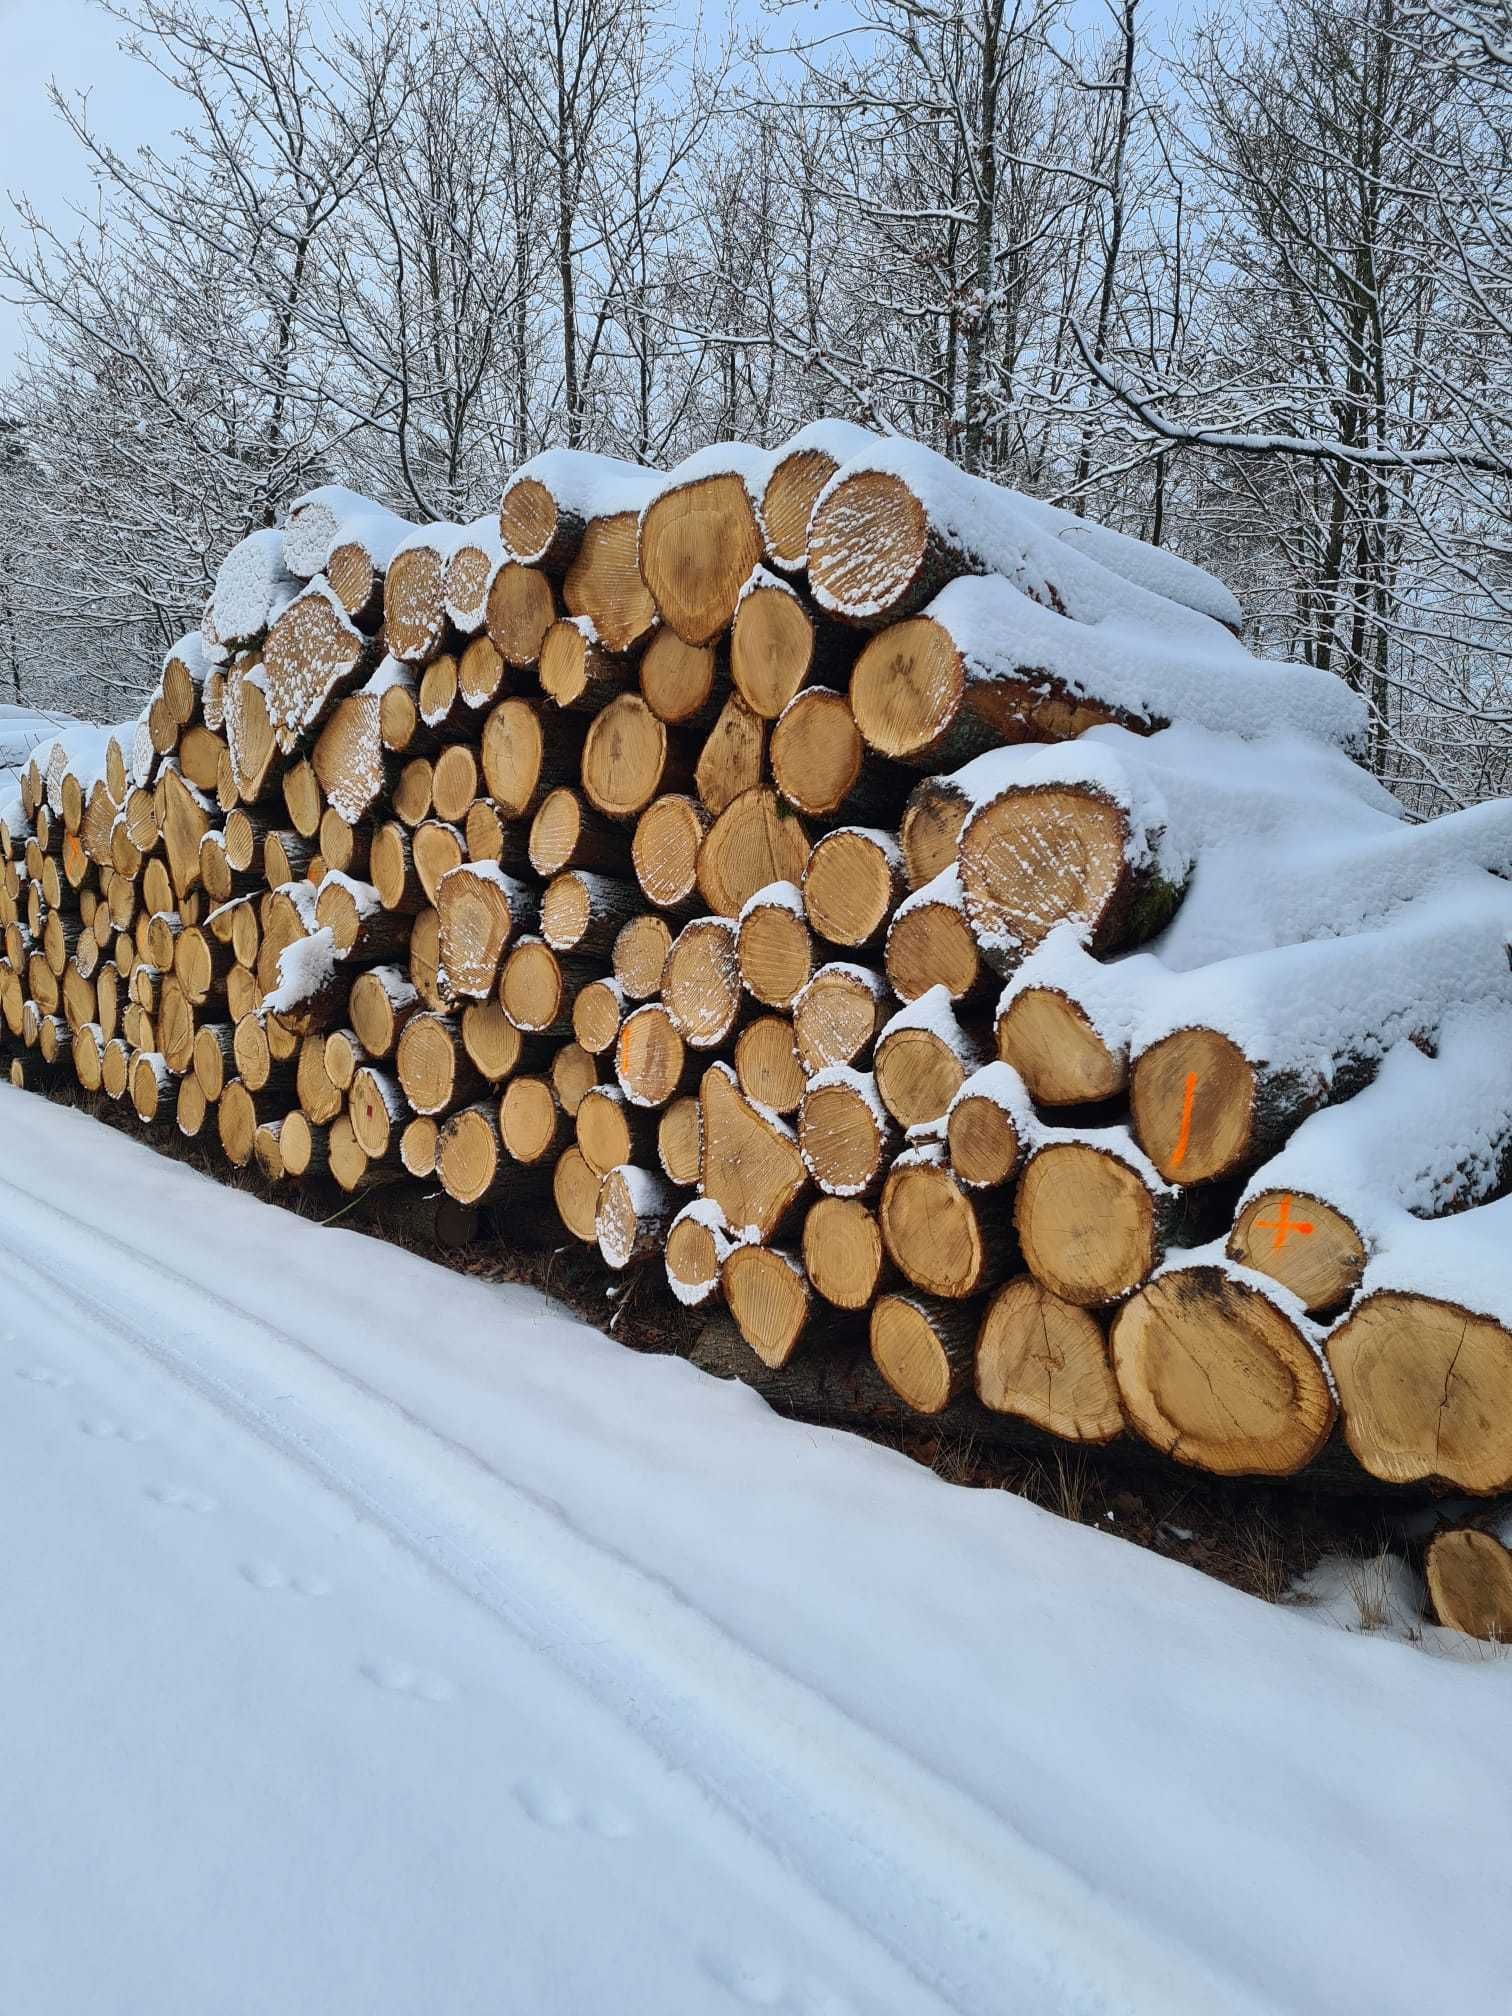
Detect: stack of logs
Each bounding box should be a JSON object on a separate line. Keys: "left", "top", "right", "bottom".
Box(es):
{"left": 5, "top": 425, "right": 1512, "bottom": 1639}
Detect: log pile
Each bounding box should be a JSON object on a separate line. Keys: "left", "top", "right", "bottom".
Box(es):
{"left": 5, "top": 423, "right": 1512, "bottom": 1636}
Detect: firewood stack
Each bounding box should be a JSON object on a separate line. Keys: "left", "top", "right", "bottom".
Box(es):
{"left": 6, "top": 423, "right": 1512, "bottom": 1633}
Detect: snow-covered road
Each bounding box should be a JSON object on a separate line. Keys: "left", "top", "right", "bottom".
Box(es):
{"left": 1, "top": 1086, "right": 1508, "bottom": 2015}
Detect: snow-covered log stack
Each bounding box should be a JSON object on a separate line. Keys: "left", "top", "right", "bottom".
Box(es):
{"left": 6, "top": 424, "right": 1512, "bottom": 1635}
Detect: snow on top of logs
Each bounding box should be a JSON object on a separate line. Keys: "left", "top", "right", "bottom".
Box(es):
{"left": 283, "top": 485, "right": 414, "bottom": 579}
{"left": 738, "top": 878, "right": 806, "bottom": 923}
{"left": 265, "top": 924, "right": 340, "bottom": 1016}
{"left": 1014, "top": 489, "right": 1244, "bottom": 633}
{"left": 641, "top": 440, "right": 781, "bottom": 513}
{"left": 361, "top": 653, "right": 415, "bottom": 697}
{"left": 212, "top": 528, "right": 299, "bottom": 647}
{"left": 959, "top": 731, "right": 1191, "bottom": 869}
{"left": 1235, "top": 1003, "right": 1512, "bottom": 1242}
{"left": 996, "top": 921, "right": 1164, "bottom": 1054}
{"left": 388, "top": 517, "right": 467, "bottom": 564}
{"left": 1340, "top": 1192, "right": 1512, "bottom": 1340}
{"left": 1134, "top": 875, "right": 1512, "bottom": 1066}
{"left": 1029, "top": 1115, "right": 1175, "bottom": 1197}
{"left": 877, "top": 982, "right": 980, "bottom": 1056}
{"left": 500, "top": 450, "right": 662, "bottom": 560}
{"left": 161, "top": 630, "right": 211, "bottom": 685}
{"left": 947, "top": 1058, "right": 1037, "bottom": 1134}
{"left": 1148, "top": 1239, "right": 1334, "bottom": 1379}
{"left": 908, "top": 569, "right": 1363, "bottom": 751}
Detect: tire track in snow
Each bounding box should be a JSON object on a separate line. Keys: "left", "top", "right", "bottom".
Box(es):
{"left": 0, "top": 1166, "right": 1276, "bottom": 2016}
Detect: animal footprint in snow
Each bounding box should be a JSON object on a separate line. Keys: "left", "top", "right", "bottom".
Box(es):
{"left": 240, "top": 1561, "right": 332, "bottom": 1597}
{"left": 143, "top": 1483, "right": 218, "bottom": 1513}
{"left": 512, "top": 1778, "right": 635, "bottom": 1838}
{"left": 360, "top": 1658, "right": 455, "bottom": 1703}
{"left": 15, "top": 1364, "right": 73, "bottom": 1389}
{"left": 78, "top": 1417, "right": 148, "bottom": 1443}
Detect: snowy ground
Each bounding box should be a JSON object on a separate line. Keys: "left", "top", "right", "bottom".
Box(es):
{"left": 1, "top": 1086, "right": 1508, "bottom": 2016}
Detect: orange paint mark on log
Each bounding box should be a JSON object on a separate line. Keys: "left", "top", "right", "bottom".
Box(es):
{"left": 1169, "top": 1071, "right": 1199, "bottom": 1172}
{"left": 1255, "top": 1195, "right": 1313, "bottom": 1250}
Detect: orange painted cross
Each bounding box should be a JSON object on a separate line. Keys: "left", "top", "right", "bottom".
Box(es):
{"left": 1255, "top": 1195, "right": 1313, "bottom": 1250}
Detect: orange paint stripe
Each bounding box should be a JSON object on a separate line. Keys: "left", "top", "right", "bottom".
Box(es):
{"left": 1169, "top": 1071, "right": 1198, "bottom": 1172}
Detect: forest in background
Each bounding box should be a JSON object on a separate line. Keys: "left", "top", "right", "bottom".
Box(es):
{"left": 0, "top": 0, "right": 1508, "bottom": 814}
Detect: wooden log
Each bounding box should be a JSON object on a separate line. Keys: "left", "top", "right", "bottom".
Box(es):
{"left": 217, "top": 1079, "right": 262, "bottom": 1165}
{"left": 348, "top": 965, "right": 421, "bottom": 1060}
{"left": 1425, "top": 1521, "right": 1512, "bottom": 1642}
{"left": 553, "top": 1144, "right": 603, "bottom": 1243}
{"left": 576, "top": 1083, "right": 657, "bottom": 1177}
{"left": 499, "top": 1074, "right": 564, "bottom": 1165}
{"left": 282, "top": 756, "right": 324, "bottom": 837}
{"left": 411, "top": 819, "right": 466, "bottom": 905}
{"left": 347, "top": 1064, "right": 407, "bottom": 1163}
{"left": 1326, "top": 1197, "right": 1512, "bottom": 1493}
{"left": 994, "top": 933, "right": 1134, "bottom": 1107}
{"left": 769, "top": 686, "right": 904, "bottom": 824}
{"left": 399, "top": 1114, "right": 438, "bottom": 1179}
{"left": 698, "top": 1062, "right": 808, "bottom": 1241}
{"left": 540, "top": 870, "right": 639, "bottom": 957}
{"left": 802, "top": 1197, "right": 888, "bottom": 1311}
{"left": 1015, "top": 1130, "right": 1202, "bottom": 1308}
{"left": 407, "top": 906, "right": 449, "bottom": 1012}
{"left": 945, "top": 1062, "right": 1032, "bottom": 1191}
{"left": 758, "top": 420, "right": 877, "bottom": 573}
{"left": 572, "top": 976, "right": 626, "bottom": 1058}
{"left": 417, "top": 651, "right": 466, "bottom": 733}
{"left": 299, "top": 1029, "right": 346, "bottom": 1122}
{"left": 177, "top": 1070, "right": 209, "bottom": 1140}
{"left": 436, "top": 1102, "right": 511, "bottom": 1204}
{"left": 792, "top": 961, "right": 891, "bottom": 1074}
{"left": 732, "top": 1015, "right": 805, "bottom": 1116}
{"left": 383, "top": 534, "right": 451, "bottom": 664}
{"left": 693, "top": 692, "right": 765, "bottom": 815}
{"left": 656, "top": 1094, "right": 703, "bottom": 1188}
{"left": 736, "top": 883, "right": 813, "bottom": 1011}
{"left": 528, "top": 786, "right": 630, "bottom": 880}
{"left": 880, "top": 1147, "right": 1012, "bottom": 1300}
{"left": 611, "top": 914, "right": 673, "bottom": 1001}
{"left": 443, "top": 518, "right": 504, "bottom": 638}
{"left": 661, "top": 916, "right": 742, "bottom": 1050}
{"left": 958, "top": 762, "right": 1185, "bottom": 965}
{"left": 631, "top": 795, "right": 710, "bottom": 911}
{"left": 564, "top": 513, "right": 659, "bottom": 656}
{"left": 640, "top": 629, "right": 718, "bottom": 728}
{"left": 873, "top": 987, "right": 986, "bottom": 1129}
{"left": 595, "top": 1164, "right": 676, "bottom": 1269}
{"left": 723, "top": 1245, "right": 813, "bottom": 1367}
{"left": 666, "top": 1200, "right": 742, "bottom": 1307}
{"left": 315, "top": 874, "right": 412, "bottom": 961}
{"left": 312, "top": 688, "right": 386, "bottom": 824}
{"left": 279, "top": 1109, "right": 331, "bottom": 1179}
{"left": 485, "top": 562, "right": 556, "bottom": 669}
{"left": 870, "top": 1293, "right": 978, "bottom": 1414}
{"left": 581, "top": 694, "right": 687, "bottom": 823}
{"left": 697, "top": 788, "right": 810, "bottom": 919}
{"left": 1111, "top": 1261, "right": 1336, "bottom": 1478}
{"left": 499, "top": 939, "right": 593, "bottom": 1038}
{"left": 393, "top": 756, "right": 434, "bottom": 826}
{"left": 460, "top": 1000, "right": 525, "bottom": 1084}
{"left": 976, "top": 1277, "right": 1122, "bottom": 1443}
{"left": 550, "top": 1041, "right": 597, "bottom": 1119}
{"left": 369, "top": 822, "right": 426, "bottom": 913}
{"left": 262, "top": 582, "right": 369, "bottom": 746}
{"left": 1129, "top": 902, "right": 1512, "bottom": 1185}
{"left": 435, "top": 862, "right": 538, "bottom": 999}
{"left": 801, "top": 825, "right": 905, "bottom": 950}
{"left": 539, "top": 618, "right": 632, "bottom": 713}
{"left": 71, "top": 1020, "right": 105, "bottom": 1093}
{"left": 192, "top": 1021, "right": 236, "bottom": 1103}
{"left": 396, "top": 1010, "right": 484, "bottom": 1116}
{"left": 482, "top": 697, "right": 584, "bottom": 820}
{"left": 730, "top": 573, "right": 857, "bottom": 720}
{"left": 614, "top": 1003, "right": 692, "bottom": 1109}
{"left": 885, "top": 868, "right": 984, "bottom": 1005}
{"left": 638, "top": 451, "right": 767, "bottom": 646}
{"left": 798, "top": 1066, "right": 898, "bottom": 1199}
{"left": 458, "top": 635, "right": 507, "bottom": 712}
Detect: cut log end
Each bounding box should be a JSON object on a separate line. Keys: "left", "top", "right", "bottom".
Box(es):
{"left": 1328, "top": 1292, "right": 1512, "bottom": 1494}
{"left": 1228, "top": 1190, "right": 1365, "bottom": 1315}
{"left": 1112, "top": 1266, "right": 1336, "bottom": 1478}
{"left": 869, "top": 1293, "right": 974, "bottom": 1414}
{"left": 640, "top": 473, "right": 763, "bottom": 646}
{"left": 976, "top": 1278, "right": 1122, "bottom": 1444}
{"left": 1425, "top": 1529, "right": 1512, "bottom": 1642}
{"left": 1131, "top": 1027, "right": 1259, "bottom": 1185}
{"left": 723, "top": 1246, "right": 811, "bottom": 1367}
